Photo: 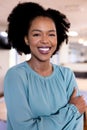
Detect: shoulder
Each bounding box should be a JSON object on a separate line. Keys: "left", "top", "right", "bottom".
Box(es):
{"left": 5, "top": 62, "right": 28, "bottom": 79}
{"left": 7, "top": 61, "right": 27, "bottom": 72}
{"left": 53, "top": 64, "right": 75, "bottom": 81}
{"left": 54, "top": 64, "right": 73, "bottom": 75}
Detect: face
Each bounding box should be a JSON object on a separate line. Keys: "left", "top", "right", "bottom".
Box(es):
{"left": 25, "top": 16, "right": 57, "bottom": 62}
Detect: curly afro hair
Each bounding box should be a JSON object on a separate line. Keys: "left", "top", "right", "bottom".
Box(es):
{"left": 7, "top": 2, "right": 70, "bottom": 55}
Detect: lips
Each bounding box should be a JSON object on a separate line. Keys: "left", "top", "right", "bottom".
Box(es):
{"left": 38, "top": 47, "right": 51, "bottom": 54}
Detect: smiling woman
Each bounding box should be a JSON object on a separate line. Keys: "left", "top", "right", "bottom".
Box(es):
{"left": 4, "top": 2, "right": 86, "bottom": 130}
{"left": 24, "top": 16, "right": 57, "bottom": 65}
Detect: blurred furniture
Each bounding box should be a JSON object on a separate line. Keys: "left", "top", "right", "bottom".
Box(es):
{"left": 0, "top": 97, "right": 7, "bottom": 130}
{"left": 0, "top": 97, "right": 7, "bottom": 121}
{"left": 74, "top": 71, "right": 87, "bottom": 78}
{"left": 0, "top": 121, "right": 7, "bottom": 130}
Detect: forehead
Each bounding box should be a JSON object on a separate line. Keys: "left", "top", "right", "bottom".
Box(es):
{"left": 30, "top": 16, "right": 56, "bottom": 29}
{"left": 32, "top": 16, "right": 54, "bottom": 22}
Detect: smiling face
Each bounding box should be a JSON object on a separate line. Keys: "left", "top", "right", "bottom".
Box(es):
{"left": 25, "top": 16, "right": 57, "bottom": 63}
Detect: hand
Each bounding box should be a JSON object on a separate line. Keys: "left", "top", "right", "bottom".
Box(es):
{"left": 69, "top": 88, "right": 87, "bottom": 114}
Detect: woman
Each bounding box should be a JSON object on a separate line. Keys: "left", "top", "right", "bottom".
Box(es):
{"left": 4, "top": 2, "right": 86, "bottom": 130}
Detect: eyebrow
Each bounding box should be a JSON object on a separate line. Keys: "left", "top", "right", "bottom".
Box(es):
{"left": 31, "top": 29, "right": 56, "bottom": 32}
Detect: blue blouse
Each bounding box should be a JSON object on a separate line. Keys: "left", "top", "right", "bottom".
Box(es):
{"left": 4, "top": 62, "right": 83, "bottom": 130}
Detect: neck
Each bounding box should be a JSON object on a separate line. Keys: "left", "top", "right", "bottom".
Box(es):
{"left": 27, "top": 58, "right": 53, "bottom": 76}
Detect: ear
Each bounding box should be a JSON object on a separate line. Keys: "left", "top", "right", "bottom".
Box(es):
{"left": 24, "top": 36, "right": 29, "bottom": 46}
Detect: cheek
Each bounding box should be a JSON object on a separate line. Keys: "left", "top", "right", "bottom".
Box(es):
{"left": 29, "top": 39, "right": 37, "bottom": 47}
{"left": 52, "top": 38, "right": 57, "bottom": 47}
{"left": 29, "top": 37, "right": 40, "bottom": 46}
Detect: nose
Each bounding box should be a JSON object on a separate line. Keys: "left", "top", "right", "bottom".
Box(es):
{"left": 40, "top": 34, "right": 49, "bottom": 44}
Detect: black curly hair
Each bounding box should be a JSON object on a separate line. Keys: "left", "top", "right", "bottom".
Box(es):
{"left": 7, "top": 2, "right": 70, "bottom": 55}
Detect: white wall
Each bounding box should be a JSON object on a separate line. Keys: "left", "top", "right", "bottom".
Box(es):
{"left": 0, "top": 50, "right": 10, "bottom": 93}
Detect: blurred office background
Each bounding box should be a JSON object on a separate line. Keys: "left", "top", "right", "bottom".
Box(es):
{"left": 0, "top": 0, "right": 87, "bottom": 129}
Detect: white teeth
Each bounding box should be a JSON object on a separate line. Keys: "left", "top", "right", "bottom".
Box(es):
{"left": 39, "top": 48, "right": 50, "bottom": 51}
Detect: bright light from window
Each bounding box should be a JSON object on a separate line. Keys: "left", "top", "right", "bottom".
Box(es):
{"left": 83, "top": 41, "right": 87, "bottom": 46}
{"left": 67, "top": 31, "right": 78, "bottom": 37}
{"left": 9, "top": 48, "right": 17, "bottom": 67}
{"left": 0, "top": 31, "right": 8, "bottom": 37}
{"left": 78, "top": 38, "right": 87, "bottom": 46}
{"left": 78, "top": 39, "right": 84, "bottom": 44}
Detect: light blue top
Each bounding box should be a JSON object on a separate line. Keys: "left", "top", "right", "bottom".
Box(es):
{"left": 4, "top": 62, "right": 83, "bottom": 130}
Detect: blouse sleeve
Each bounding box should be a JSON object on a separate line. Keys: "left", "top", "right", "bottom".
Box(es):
{"left": 4, "top": 68, "right": 83, "bottom": 130}
{"left": 64, "top": 68, "right": 80, "bottom": 100}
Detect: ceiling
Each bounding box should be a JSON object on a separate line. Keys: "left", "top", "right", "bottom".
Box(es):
{"left": 0, "top": 0, "right": 87, "bottom": 47}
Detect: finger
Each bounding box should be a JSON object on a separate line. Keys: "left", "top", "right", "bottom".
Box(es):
{"left": 71, "top": 88, "right": 77, "bottom": 98}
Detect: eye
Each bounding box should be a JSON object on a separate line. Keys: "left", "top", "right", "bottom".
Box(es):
{"left": 32, "top": 33, "right": 41, "bottom": 37}
{"left": 49, "top": 33, "right": 56, "bottom": 37}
